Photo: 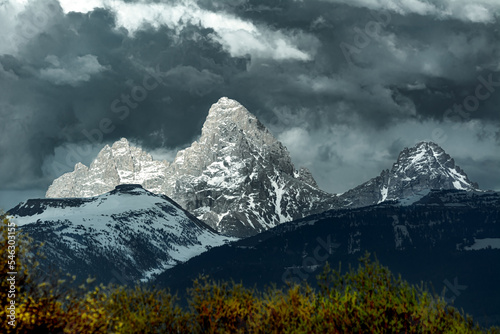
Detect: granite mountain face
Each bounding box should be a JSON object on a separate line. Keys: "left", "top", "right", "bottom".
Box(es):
{"left": 11, "top": 184, "right": 234, "bottom": 284}
{"left": 46, "top": 139, "right": 170, "bottom": 198}
{"left": 339, "top": 141, "right": 480, "bottom": 208}
{"left": 44, "top": 98, "right": 480, "bottom": 237}
{"left": 46, "top": 97, "right": 338, "bottom": 237}
{"left": 159, "top": 97, "right": 339, "bottom": 237}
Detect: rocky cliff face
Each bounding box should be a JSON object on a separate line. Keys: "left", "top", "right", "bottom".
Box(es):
{"left": 160, "top": 97, "right": 339, "bottom": 237}
{"left": 46, "top": 138, "right": 170, "bottom": 198}
{"left": 339, "top": 141, "right": 479, "bottom": 208}
{"left": 46, "top": 97, "right": 338, "bottom": 237}
{"left": 45, "top": 99, "right": 480, "bottom": 236}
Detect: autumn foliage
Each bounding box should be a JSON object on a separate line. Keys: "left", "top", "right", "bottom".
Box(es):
{"left": 1, "top": 214, "right": 499, "bottom": 333}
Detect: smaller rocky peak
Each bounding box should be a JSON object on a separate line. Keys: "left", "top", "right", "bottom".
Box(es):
{"left": 294, "top": 167, "right": 319, "bottom": 188}
{"left": 90, "top": 138, "right": 155, "bottom": 172}
{"left": 89, "top": 138, "right": 136, "bottom": 167}
{"left": 391, "top": 141, "right": 478, "bottom": 191}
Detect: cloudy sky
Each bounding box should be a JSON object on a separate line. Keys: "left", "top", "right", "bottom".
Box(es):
{"left": 1, "top": 0, "right": 499, "bottom": 209}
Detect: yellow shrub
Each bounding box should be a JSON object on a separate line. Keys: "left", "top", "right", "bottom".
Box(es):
{"left": 187, "top": 276, "right": 262, "bottom": 333}
{"left": 1, "top": 214, "right": 499, "bottom": 334}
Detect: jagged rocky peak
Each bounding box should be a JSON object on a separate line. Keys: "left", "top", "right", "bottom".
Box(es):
{"left": 161, "top": 97, "right": 334, "bottom": 236}
{"left": 394, "top": 141, "right": 451, "bottom": 172}
{"left": 173, "top": 97, "right": 294, "bottom": 176}
{"left": 339, "top": 141, "right": 479, "bottom": 208}
{"left": 45, "top": 97, "right": 336, "bottom": 237}
{"left": 166, "top": 97, "right": 296, "bottom": 181}
{"left": 46, "top": 138, "right": 169, "bottom": 198}
{"left": 391, "top": 141, "right": 478, "bottom": 190}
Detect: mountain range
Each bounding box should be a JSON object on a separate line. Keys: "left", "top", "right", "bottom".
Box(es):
{"left": 6, "top": 97, "right": 498, "bottom": 325}
{"left": 153, "top": 189, "right": 500, "bottom": 326}
{"left": 44, "top": 97, "right": 479, "bottom": 237}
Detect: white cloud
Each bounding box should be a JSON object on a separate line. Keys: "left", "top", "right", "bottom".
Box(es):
{"left": 57, "top": 0, "right": 105, "bottom": 13}
{"left": 57, "top": 0, "right": 315, "bottom": 61}
{"left": 459, "top": 3, "right": 495, "bottom": 23}
{"left": 213, "top": 28, "right": 311, "bottom": 61}
{"left": 39, "top": 54, "right": 107, "bottom": 86}
{"left": 0, "top": 1, "right": 23, "bottom": 54}
{"left": 0, "top": 0, "right": 63, "bottom": 55}
{"left": 320, "top": 0, "right": 500, "bottom": 23}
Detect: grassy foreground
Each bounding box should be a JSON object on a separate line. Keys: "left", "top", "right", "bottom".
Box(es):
{"left": 2, "top": 214, "right": 499, "bottom": 333}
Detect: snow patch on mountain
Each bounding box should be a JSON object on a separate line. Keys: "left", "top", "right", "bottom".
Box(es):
{"left": 464, "top": 238, "right": 500, "bottom": 251}
{"left": 11, "top": 184, "right": 234, "bottom": 283}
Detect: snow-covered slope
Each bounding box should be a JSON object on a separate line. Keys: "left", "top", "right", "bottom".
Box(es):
{"left": 45, "top": 97, "right": 339, "bottom": 237}
{"left": 10, "top": 184, "right": 234, "bottom": 283}
{"left": 339, "top": 142, "right": 479, "bottom": 208}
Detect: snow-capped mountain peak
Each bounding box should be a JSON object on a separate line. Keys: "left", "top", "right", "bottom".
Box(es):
{"left": 391, "top": 141, "right": 478, "bottom": 191}
{"left": 393, "top": 142, "right": 450, "bottom": 174}
{"left": 45, "top": 98, "right": 337, "bottom": 237}
{"left": 160, "top": 97, "right": 336, "bottom": 236}
{"left": 340, "top": 141, "right": 479, "bottom": 207}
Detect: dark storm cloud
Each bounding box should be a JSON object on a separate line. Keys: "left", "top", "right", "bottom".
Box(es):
{"left": 197, "top": 0, "right": 500, "bottom": 129}
{"left": 456, "top": 156, "right": 500, "bottom": 191}
{"left": 1, "top": 1, "right": 250, "bottom": 192}
{"left": 0, "top": 0, "right": 499, "bottom": 209}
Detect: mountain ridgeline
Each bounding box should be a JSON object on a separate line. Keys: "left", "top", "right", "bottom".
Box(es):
{"left": 10, "top": 184, "right": 234, "bottom": 284}
{"left": 44, "top": 97, "right": 479, "bottom": 237}
{"left": 153, "top": 189, "right": 500, "bottom": 326}
{"left": 46, "top": 97, "right": 339, "bottom": 237}
{"left": 8, "top": 97, "right": 498, "bottom": 326}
